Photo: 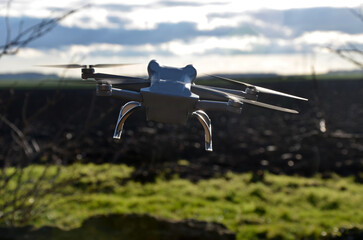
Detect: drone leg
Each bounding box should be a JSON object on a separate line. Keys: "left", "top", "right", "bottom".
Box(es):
{"left": 113, "top": 101, "right": 142, "bottom": 140}
{"left": 192, "top": 110, "right": 213, "bottom": 151}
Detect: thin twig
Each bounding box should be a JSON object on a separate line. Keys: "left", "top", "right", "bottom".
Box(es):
{"left": 0, "top": 5, "right": 86, "bottom": 58}
{"left": 326, "top": 46, "right": 363, "bottom": 69}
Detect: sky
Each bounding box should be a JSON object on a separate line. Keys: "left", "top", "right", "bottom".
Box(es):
{"left": 0, "top": 0, "right": 363, "bottom": 77}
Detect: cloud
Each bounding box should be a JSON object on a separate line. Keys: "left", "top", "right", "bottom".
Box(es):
{"left": 6, "top": 46, "right": 358, "bottom": 76}
{"left": 207, "top": 8, "right": 363, "bottom": 38}
{"left": 156, "top": 1, "right": 227, "bottom": 7}
{"left": 16, "top": 29, "right": 363, "bottom": 61}
{"left": 2, "top": 2, "right": 362, "bottom": 35}
{"left": 16, "top": 48, "right": 45, "bottom": 58}
{"left": 3, "top": 14, "right": 363, "bottom": 59}
{"left": 2, "top": 5, "right": 363, "bottom": 58}
{"left": 252, "top": 8, "right": 363, "bottom": 37}
{"left": 98, "top": 4, "right": 134, "bottom": 12}
{"left": 2, "top": 3, "right": 363, "bottom": 75}
{"left": 0, "top": 19, "right": 253, "bottom": 48}
{"left": 159, "top": 35, "right": 270, "bottom": 55}
{"left": 294, "top": 31, "right": 363, "bottom": 46}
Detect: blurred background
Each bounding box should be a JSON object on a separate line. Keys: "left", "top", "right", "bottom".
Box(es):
{"left": 0, "top": 1, "right": 362, "bottom": 240}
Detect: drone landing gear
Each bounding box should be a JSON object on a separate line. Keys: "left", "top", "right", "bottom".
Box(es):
{"left": 113, "top": 101, "right": 142, "bottom": 140}
{"left": 192, "top": 110, "right": 212, "bottom": 151}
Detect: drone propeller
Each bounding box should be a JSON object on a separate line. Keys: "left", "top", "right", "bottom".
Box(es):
{"left": 37, "top": 63, "right": 136, "bottom": 69}
{"left": 237, "top": 98, "right": 298, "bottom": 114}
{"left": 205, "top": 74, "right": 308, "bottom": 101}
{"left": 45, "top": 77, "right": 149, "bottom": 85}
{"left": 37, "top": 63, "right": 149, "bottom": 86}
{"left": 37, "top": 64, "right": 86, "bottom": 68}
{"left": 92, "top": 63, "right": 136, "bottom": 68}
{"left": 193, "top": 85, "right": 299, "bottom": 114}
{"left": 43, "top": 76, "right": 150, "bottom": 88}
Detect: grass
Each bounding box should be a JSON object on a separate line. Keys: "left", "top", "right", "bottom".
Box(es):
{"left": 1, "top": 163, "right": 363, "bottom": 240}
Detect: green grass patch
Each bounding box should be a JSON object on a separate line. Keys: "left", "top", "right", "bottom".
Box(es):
{"left": 1, "top": 164, "right": 362, "bottom": 240}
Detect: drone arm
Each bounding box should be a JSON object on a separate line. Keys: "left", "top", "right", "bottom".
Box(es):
{"left": 93, "top": 73, "right": 147, "bottom": 81}
{"left": 191, "top": 85, "right": 229, "bottom": 101}
{"left": 191, "top": 84, "right": 255, "bottom": 102}
{"left": 111, "top": 88, "right": 143, "bottom": 102}
{"left": 205, "top": 86, "right": 257, "bottom": 100}
{"left": 195, "top": 100, "right": 242, "bottom": 114}
{"left": 112, "top": 82, "right": 150, "bottom": 91}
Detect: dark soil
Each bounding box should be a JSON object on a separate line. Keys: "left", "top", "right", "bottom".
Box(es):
{"left": 0, "top": 214, "right": 235, "bottom": 240}
{"left": 1, "top": 78, "right": 362, "bottom": 181}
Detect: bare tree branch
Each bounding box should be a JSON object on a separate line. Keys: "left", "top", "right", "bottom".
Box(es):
{"left": 5, "top": 0, "right": 13, "bottom": 48}
{"left": 350, "top": 8, "right": 363, "bottom": 23}
{"left": 0, "top": 114, "right": 33, "bottom": 157}
{"left": 326, "top": 46, "right": 363, "bottom": 69}
{"left": 0, "top": 2, "right": 88, "bottom": 226}
{"left": 0, "top": 4, "right": 86, "bottom": 59}
{"left": 328, "top": 8, "right": 363, "bottom": 69}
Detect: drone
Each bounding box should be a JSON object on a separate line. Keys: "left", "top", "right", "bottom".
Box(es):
{"left": 41, "top": 60, "right": 307, "bottom": 151}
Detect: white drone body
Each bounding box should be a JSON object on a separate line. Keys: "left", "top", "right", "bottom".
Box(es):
{"left": 42, "top": 60, "right": 307, "bottom": 151}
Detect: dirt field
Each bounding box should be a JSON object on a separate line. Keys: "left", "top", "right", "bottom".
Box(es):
{"left": 1, "top": 78, "right": 362, "bottom": 180}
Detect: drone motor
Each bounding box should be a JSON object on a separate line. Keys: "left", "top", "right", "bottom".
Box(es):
{"left": 81, "top": 67, "right": 95, "bottom": 80}
{"left": 96, "top": 83, "right": 112, "bottom": 96}
{"left": 245, "top": 86, "right": 257, "bottom": 95}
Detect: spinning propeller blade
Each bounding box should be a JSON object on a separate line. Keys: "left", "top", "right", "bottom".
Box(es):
{"left": 37, "top": 64, "right": 86, "bottom": 68}
{"left": 193, "top": 85, "right": 299, "bottom": 114}
{"left": 92, "top": 63, "right": 136, "bottom": 68}
{"left": 205, "top": 74, "right": 308, "bottom": 101}
{"left": 237, "top": 98, "right": 298, "bottom": 114}
{"left": 37, "top": 64, "right": 149, "bottom": 86}
{"left": 45, "top": 77, "right": 149, "bottom": 85}
{"left": 37, "top": 63, "right": 136, "bottom": 69}
{"left": 43, "top": 79, "right": 95, "bottom": 84}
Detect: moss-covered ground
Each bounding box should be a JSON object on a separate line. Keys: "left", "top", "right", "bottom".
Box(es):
{"left": 1, "top": 163, "right": 362, "bottom": 240}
